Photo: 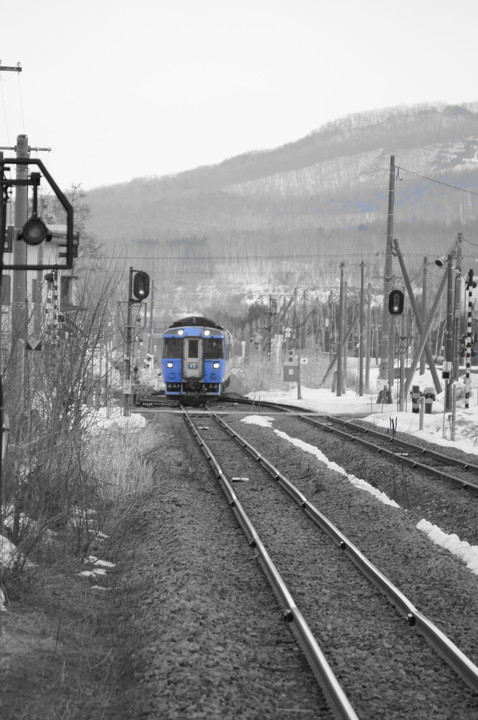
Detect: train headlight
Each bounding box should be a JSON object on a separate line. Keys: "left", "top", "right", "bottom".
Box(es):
{"left": 213, "top": 362, "right": 220, "bottom": 369}
{"left": 204, "top": 329, "right": 210, "bottom": 336}
{"left": 177, "top": 329, "right": 184, "bottom": 335}
{"left": 166, "top": 362, "right": 174, "bottom": 368}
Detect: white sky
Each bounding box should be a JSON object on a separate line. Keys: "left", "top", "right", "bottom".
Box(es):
{"left": 1, "top": 0, "right": 477, "bottom": 190}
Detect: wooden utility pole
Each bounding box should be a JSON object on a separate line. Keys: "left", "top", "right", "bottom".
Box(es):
{"left": 10, "top": 135, "right": 29, "bottom": 416}
{"left": 1, "top": 135, "right": 51, "bottom": 419}
{"left": 378, "top": 156, "right": 395, "bottom": 399}
{"left": 359, "top": 261, "right": 365, "bottom": 396}
{"left": 123, "top": 267, "right": 134, "bottom": 416}
{"left": 0, "top": 151, "right": 4, "bottom": 533}
{"left": 336, "top": 263, "right": 345, "bottom": 396}
{"left": 365, "top": 282, "right": 372, "bottom": 392}
{"left": 444, "top": 251, "right": 456, "bottom": 411}
{"left": 147, "top": 280, "right": 155, "bottom": 356}
{"left": 420, "top": 257, "right": 428, "bottom": 375}
{"left": 453, "top": 234, "right": 463, "bottom": 382}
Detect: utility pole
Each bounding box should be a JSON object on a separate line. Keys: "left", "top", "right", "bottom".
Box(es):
{"left": 453, "top": 234, "right": 463, "bottom": 382}
{"left": 465, "top": 269, "right": 476, "bottom": 409}
{"left": 123, "top": 267, "right": 134, "bottom": 416}
{"left": 420, "top": 257, "right": 428, "bottom": 375}
{"left": 378, "top": 155, "right": 395, "bottom": 400}
{"left": 365, "top": 282, "right": 372, "bottom": 392}
{"left": 336, "top": 263, "right": 345, "bottom": 397}
{"left": 147, "top": 280, "right": 155, "bottom": 355}
{"left": 10, "top": 135, "right": 29, "bottom": 416}
{"left": 444, "top": 252, "right": 455, "bottom": 412}
{"left": 0, "top": 151, "right": 4, "bottom": 533}
{"left": 2, "top": 135, "right": 51, "bottom": 419}
{"left": 359, "top": 261, "right": 365, "bottom": 396}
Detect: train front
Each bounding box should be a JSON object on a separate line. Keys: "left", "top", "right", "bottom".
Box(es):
{"left": 161, "top": 317, "right": 230, "bottom": 397}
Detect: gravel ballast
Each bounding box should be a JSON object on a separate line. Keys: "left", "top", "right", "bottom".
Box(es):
{"left": 107, "top": 410, "right": 478, "bottom": 719}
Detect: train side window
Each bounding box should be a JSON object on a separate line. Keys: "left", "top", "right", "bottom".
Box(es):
{"left": 163, "top": 338, "right": 182, "bottom": 358}
{"left": 204, "top": 338, "right": 224, "bottom": 359}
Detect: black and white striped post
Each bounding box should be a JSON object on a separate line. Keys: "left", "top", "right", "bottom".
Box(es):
{"left": 465, "top": 269, "right": 476, "bottom": 409}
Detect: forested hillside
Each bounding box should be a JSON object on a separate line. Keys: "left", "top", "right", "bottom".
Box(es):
{"left": 84, "top": 102, "right": 478, "bottom": 323}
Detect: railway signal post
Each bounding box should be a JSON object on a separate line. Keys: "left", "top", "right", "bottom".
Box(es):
{"left": 123, "top": 267, "right": 150, "bottom": 415}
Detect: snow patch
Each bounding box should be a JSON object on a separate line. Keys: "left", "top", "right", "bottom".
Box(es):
{"left": 241, "top": 415, "right": 399, "bottom": 508}
{"left": 241, "top": 415, "right": 275, "bottom": 428}
{"left": 272, "top": 428, "right": 400, "bottom": 508}
{"left": 0, "top": 534, "right": 20, "bottom": 568}
{"left": 417, "top": 519, "right": 478, "bottom": 575}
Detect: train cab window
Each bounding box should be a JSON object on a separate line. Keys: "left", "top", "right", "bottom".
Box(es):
{"left": 204, "top": 338, "right": 224, "bottom": 359}
{"left": 188, "top": 339, "right": 199, "bottom": 358}
{"left": 163, "top": 337, "right": 183, "bottom": 358}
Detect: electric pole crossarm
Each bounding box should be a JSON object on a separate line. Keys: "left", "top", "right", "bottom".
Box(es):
{"left": 0, "top": 62, "right": 22, "bottom": 73}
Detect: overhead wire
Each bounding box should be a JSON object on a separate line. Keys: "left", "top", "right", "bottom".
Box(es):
{"left": 396, "top": 165, "right": 478, "bottom": 197}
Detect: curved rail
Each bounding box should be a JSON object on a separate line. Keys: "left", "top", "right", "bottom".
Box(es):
{"left": 219, "top": 395, "right": 478, "bottom": 492}
{"left": 327, "top": 414, "right": 478, "bottom": 473}
{"left": 302, "top": 414, "right": 478, "bottom": 492}
{"left": 207, "top": 407, "right": 478, "bottom": 694}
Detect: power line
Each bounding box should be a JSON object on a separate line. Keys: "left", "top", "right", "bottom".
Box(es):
{"left": 397, "top": 165, "right": 478, "bottom": 197}
{"left": 94, "top": 252, "right": 385, "bottom": 261}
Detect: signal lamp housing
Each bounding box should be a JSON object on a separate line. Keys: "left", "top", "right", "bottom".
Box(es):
{"left": 132, "top": 271, "right": 150, "bottom": 300}
{"left": 18, "top": 217, "right": 52, "bottom": 246}
{"left": 388, "top": 289, "right": 404, "bottom": 315}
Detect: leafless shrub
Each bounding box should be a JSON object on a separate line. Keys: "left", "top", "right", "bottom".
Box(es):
{"left": 0, "top": 263, "right": 152, "bottom": 586}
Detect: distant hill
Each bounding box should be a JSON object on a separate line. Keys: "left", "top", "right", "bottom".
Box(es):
{"left": 84, "top": 102, "right": 478, "bottom": 318}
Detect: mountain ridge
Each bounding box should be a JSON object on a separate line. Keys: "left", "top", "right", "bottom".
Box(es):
{"left": 84, "top": 102, "right": 478, "bottom": 272}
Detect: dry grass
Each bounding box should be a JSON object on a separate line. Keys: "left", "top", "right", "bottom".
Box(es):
{"left": 0, "top": 415, "right": 157, "bottom": 720}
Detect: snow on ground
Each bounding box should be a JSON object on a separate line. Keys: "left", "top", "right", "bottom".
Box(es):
{"left": 245, "top": 368, "right": 478, "bottom": 577}
{"left": 249, "top": 367, "right": 478, "bottom": 456}
{"left": 86, "top": 406, "right": 147, "bottom": 433}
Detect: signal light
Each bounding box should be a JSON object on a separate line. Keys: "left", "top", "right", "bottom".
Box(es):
{"left": 18, "top": 217, "right": 52, "bottom": 246}
{"left": 133, "top": 271, "right": 150, "bottom": 300}
{"left": 388, "top": 289, "right": 404, "bottom": 315}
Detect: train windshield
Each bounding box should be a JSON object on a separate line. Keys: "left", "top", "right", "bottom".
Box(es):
{"left": 162, "top": 337, "right": 183, "bottom": 358}
{"left": 204, "top": 337, "right": 224, "bottom": 359}
{"left": 188, "top": 339, "right": 199, "bottom": 358}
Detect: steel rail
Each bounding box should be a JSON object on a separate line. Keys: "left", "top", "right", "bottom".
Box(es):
{"left": 222, "top": 396, "right": 478, "bottom": 491}
{"left": 326, "top": 415, "right": 478, "bottom": 473}
{"left": 221, "top": 395, "right": 478, "bottom": 477}
{"left": 180, "top": 404, "right": 360, "bottom": 720}
{"left": 297, "top": 413, "right": 478, "bottom": 493}
{"left": 209, "top": 408, "right": 478, "bottom": 694}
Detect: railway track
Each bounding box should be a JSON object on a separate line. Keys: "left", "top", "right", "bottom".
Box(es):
{"left": 218, "top": 394, "right": 478, "bottom": 493}
{"left": 180, "top": 403, "right": 478, "bottom": 719}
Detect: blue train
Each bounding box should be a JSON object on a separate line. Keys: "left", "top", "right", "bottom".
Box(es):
{"left": 161, "top": 315, "right": 233, "bottom": 397}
